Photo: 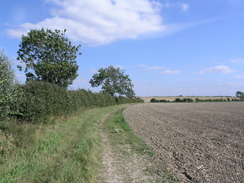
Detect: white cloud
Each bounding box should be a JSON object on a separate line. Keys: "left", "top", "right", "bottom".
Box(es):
{"left": 6, "top": 0, "right": 164, "bottom": 45}
{"left": 147, "top": 66, "right": 165, "bottom": 70}
{"left": 139, "top": 64, "right": 165, "bottom": 70}
{"left": 114, "top": 65, "right": 124, "bottom": 69}
{"left": 230, "top": 58, "right": 244, "bottom": 64}
{"left": 198, "top": 65, "right": 235, "bottom": 74}
{"left": 235, "top": 75, "right": 244, "bottom": 79}
{"left": 181, "top": 3, "right": 189, "bottom": 12}
{"left": 162, "top": 70, "right": 181, "bottom": 74}
{"left": 162, "top": 2, "right": 189, "bottom": 12}
{"left": 90, "top": 65, "right": 124, "bottom": 74}
{"left": 139, "top": 64, "right": 148, "bottom": 68}
{"left": 90, "top": 69, "right": 98, "bottom": 74}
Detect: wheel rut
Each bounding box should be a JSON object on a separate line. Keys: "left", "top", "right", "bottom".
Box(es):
{"left": 99, "top": 110, "right": 159, "bottom": 183}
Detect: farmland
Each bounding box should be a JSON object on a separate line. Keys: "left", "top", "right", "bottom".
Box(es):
{"left": 124, "top": 102, "right": 244, "bottom": 182}
{"left": 140, "top": 96, "right": 239, "bottom": 103}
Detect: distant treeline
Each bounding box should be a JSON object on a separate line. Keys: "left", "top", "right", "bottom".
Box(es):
{"left": 3, "top": 81, "right": 143, "bottom": 124}
{"left": 150, "top": 97, "right": 242, "bottom": 103}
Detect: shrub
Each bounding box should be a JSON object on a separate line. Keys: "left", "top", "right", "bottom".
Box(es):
{"left": 195, "top": 98, "right": 200, "bottom": 102}
{"left": 0, "top": 51, "right": 16, "bottom": 122}
{"left": 150, "top": 98, "right": 157, "bottom": 103}
{"left": 185, "top": 98, "right": 194, "bottom": 102}
{"left": 174, "top": 98, "right": 183, "bottom": 102}
{"left": 13, "top": 81, "right": 140, "bottom": 123}
{"left": 150, "top": 98, "right": 170, "bottom": 103}
{"left": 116, "top": 96, "right": 143, "bottom": 104}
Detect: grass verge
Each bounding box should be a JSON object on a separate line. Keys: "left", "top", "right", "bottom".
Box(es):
{"left": 104, "top": 108, "right": 153, "bottom": 156}
{"left": 0, "top": 105, "right": 125, "bottom": 183}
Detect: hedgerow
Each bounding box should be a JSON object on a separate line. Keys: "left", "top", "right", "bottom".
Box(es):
{"left": 12, "top": 81, "right": 141, "bottom": 123}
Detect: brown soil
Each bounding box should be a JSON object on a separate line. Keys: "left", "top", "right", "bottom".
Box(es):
{"left": 124, "top": 102, "right": 244, "bottom": 183}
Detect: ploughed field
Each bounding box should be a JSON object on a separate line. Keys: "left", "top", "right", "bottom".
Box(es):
{"left": 124, "top": 102, "right": 244, "bottom": 183}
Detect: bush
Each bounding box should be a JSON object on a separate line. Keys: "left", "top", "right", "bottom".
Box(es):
{"left": 150, "top": 98, "right": 170, "bottom": 103}
{"left": 116, "top": 96, "right": 143, "bottom": 104}
{"left": 174, "top": 98, "right": 194, "bottom": 102}
{"left": 174, "top": 98, "right": 183, "bottom": 102}
{"left": 150, "top": 98, "right": 157, "bottom": 103}
{"left": 0, "top": 51, "right": 16, "bottom": 122}
{"left": 184, "top": 98, "right": 194, "bottom": 102}
{"left": 12, "top": 81, "right": 140, "bottom": 123}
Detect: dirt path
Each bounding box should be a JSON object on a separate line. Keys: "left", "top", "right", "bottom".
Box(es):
{"left": 124, "top": 102, "right": 244, "bottom": 183}
{"left": 99, "top": 110, "right": 159, "bottom": 183}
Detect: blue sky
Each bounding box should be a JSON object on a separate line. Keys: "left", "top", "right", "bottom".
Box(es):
{"left": 1, "top": 0, "right": 244, "bottom": 96}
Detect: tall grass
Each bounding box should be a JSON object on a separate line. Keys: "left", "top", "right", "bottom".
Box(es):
{"left": 0, "top": 106, "right": 125, "bottom": 183}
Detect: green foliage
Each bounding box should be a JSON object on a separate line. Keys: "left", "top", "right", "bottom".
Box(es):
{"left": 13, "top": 81, "right": 140, "bottom": 123}
{"left": 0, "top": 50, "right": 16, "bottom": 122}
{"left": 195, "top": 98, "right": 228, "bottom": 102}
{"left": 183, "top": 98, "right": 194, "bottom": 102}
{"left": 150, "top": 98, "right": 170, "bottom": 103}
{"left": 174, "top": 98, "right": 183, "bottom": 102}
{"left": 115, "top": 96, "right": 143, "bottom": 104}
{"left": 17, "top": 28, "right": 81, "bottom": 88}
{"left": 89, "top": 65, "right": 135, "bottom": 97}
{"left": 236, "top": 91, "right": 244, "bottom": 100}
{"left": 17, "top": 81, "right": 115, "bottom": 123}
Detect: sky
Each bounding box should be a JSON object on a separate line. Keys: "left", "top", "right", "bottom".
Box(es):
{"left": 0, "top": 0, "right": 244, "bottom": 97}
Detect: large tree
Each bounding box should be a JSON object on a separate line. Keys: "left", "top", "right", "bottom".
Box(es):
{"left": 0, "top": 50, "right": 15, "bottom": 121}
{"left": 17, "top": 28, "right": 81, "bottom": 88}
{"left": 89, "top": 66, "right": 135, "bottom": 97}
{"left": 236, "top": 91, "right": 244, "bottom": 99}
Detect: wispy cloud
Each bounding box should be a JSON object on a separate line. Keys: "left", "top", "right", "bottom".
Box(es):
{"left": 6, "top": 0, "right": 164, "bottom": 45}
{"left": 162, "top": 2, "right": 189, "bottom": 12}
{"left": 162, "top": 70, "right": 181, "bottom": 74}
{"left": 90, "top": 69, "right": 98, "bottom": 74}
{"left": 114, "top": 65, "right": 125, "bottom": 69}
{"left": 197, "top": 65, "right": 235, "bottom": 74}
{"left": 90, "top": 65, "right": 124, "bottom": 74}
{"left": 235, "top": 75, "right": 244, "bottom": 79}
{"left": 139, "top": 64, "right": 165, "bottom": 70}
{"left": 230, "top": 58, "right": 244, "bottom": 64}
{"left": 181, "top": 4, "right": 189, "bottom": 12}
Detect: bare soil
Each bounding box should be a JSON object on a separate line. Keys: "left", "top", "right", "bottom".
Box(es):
{"left": 100, "top": 111, "right": 159, "bottom": 183}
{"left": 124, "top": 102, "right": 244, "bottom": 183}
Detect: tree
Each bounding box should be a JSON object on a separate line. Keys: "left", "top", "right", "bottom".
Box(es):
{"left": 236, "top": 91, "right": 244, "bottom": 99}
{"left": 0, "top": 50, "right": 15, "bottom": 121}
{"left": 89, "top": 66, "right": 135, "bottom": 97}
{"left": 17, "top": 28, "right": 81, "bottom": 88}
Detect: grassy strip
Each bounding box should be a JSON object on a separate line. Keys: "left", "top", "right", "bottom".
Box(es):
{"left": 104, "top": 107, "right": 177, "bottom": 182}
{"left": 104, "top": 108, "right": 153, "bottom": 156}
{"left": 0, "top": 105, "right": 125, "bottom": 183}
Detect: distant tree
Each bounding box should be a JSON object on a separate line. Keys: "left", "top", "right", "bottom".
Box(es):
{"left": 89, "top": 66, "right": 135, "bottom": 97}
{"left": 236, "top": 91, "right": 244, "bottom": 99}
{"left": 17, "top": 28, "right": 81, "bottom": 88}
{"left": 0, "top": 50, "right": 15, "bottom": 121}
